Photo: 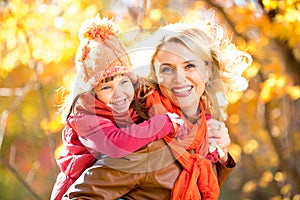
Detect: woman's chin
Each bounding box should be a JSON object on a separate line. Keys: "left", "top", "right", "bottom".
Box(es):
{"left": 177, "top": 98, "right": 199, "bottom": 112}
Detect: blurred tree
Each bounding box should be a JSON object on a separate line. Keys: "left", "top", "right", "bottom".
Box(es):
{"left": 0, "top": 0, "right": 107, "bottom": 199}
{"left": 0, "top": 0, "right": 299, "bottom": 199}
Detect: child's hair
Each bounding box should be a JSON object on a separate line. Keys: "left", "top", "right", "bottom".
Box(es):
{"left": 133, "top": 77, "right": 159, "bottom": 119}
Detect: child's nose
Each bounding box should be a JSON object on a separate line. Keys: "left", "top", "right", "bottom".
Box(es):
{"left": 113, "top": 85, "right": 122, "bottom": 97}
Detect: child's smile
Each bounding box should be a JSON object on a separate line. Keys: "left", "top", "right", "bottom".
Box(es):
{"left": 111, "top": 98, "right": 127, "bottom": 106}
{"left": 95, "top": 75, "right": 135, "bottom": 113}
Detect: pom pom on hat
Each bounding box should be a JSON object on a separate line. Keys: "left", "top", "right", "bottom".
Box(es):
{"left": 79, "top": 15, "right": 120, "bottom": 42}
{"left": 74, "top": 15, "right": 132, "bottom": 94}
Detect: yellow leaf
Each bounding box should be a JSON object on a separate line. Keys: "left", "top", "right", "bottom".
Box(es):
{"left": 276, "top": 75, "right": 287, "bottom": 89}
{"left": 243, "top": 139, "right": 258, "bottom": 154}
{"left": 284, "top": 9, "right": 300, "bottom": 23}
{"left": 142, "top": 17, "right": 152, "bottom": 28}
{"left": 265, "top": 73, "right": 277, "bottom": 87}
{"left": 242, "top": 180, "right": 257, "bottom": 193}
{"left": 10, "top": 0, "right": 30, "bottom": 18}
{"left": 54, "top": 143, "right": 64, "bottom": 160}
{"left": 48, "top": 115, "right": 64, "bottom": 133}
{"left": 228, "top": 114, "right": 240, "bottom": 125}
{"left": 274, "top": 171, "right": 286, "bottom": 183}
{"left": 2, "top": 50, "right": 20, "bottom": 72}
{"left": 260, "top": 73, "right": 291, "bottom": 102}
{"left": 149, "top": 9, "right": 162, "bottom": 22}
{"left": 228, "top": 91, "right": 243, "bottom": 104}
{"left": 228, "top": 143, "right": 242, "bottom": 162}
{"left": 244, "top": 62, "right": 260, "bottom": 78}
{"left": 260, "top": 85, "right": 272, "bottom": 103}
{"left": 84, "top": 5, "right": 99, "bottom": 18}
{"left": 293, "top": 194, "right": 300, "bottom": 200}
{"left": 40, "top": 115, "right": 63, "bottom": 134}
{"left": 259, "top": 170, "right": 273, "bottom": 188}
{"left": 65, "top": 1, "right": 81, "bottom": 16}
{"left": 280, "top": 184, "right": 292, "bottom": 195}
{"left": 262, "top": 0, "right": 278, "bottom": 10}
{"left": 286, "top": 85, "right": 300, "bottom": 100}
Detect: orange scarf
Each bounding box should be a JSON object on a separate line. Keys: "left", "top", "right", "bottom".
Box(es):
{"left": 146, "top": 90, "right": 220, "bottom": 200}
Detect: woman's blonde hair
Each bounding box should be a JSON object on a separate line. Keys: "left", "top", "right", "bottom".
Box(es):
{"left": 149, "top": 21, "right": 252, "bottom": 121}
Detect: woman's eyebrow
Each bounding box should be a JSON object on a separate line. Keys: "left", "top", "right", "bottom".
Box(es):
{"left": 160, "top": 63, "right": 172, "bottom": 66}
{"left": 182, "top": 60, "right": 196, "bottom": 64}
{"left": 155, "top": 62, "right": 172, "bottom": 67}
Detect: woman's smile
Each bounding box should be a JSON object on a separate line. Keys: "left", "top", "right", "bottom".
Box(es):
{"left": 153, "top": 42, "right": 210, "bottom": 115}
{"left": 171, "top": 85, "right": 193, "bottom": 97}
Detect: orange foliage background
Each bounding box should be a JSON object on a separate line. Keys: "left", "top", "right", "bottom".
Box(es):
{"left": 0, "top": 0, "right": 299, "bottom": 199}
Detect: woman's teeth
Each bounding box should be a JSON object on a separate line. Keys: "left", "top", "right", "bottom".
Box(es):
{"left": 173, "top": 86, "right": 192, "bottom": 94}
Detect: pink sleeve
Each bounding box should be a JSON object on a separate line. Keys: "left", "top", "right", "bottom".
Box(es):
{"left": 70, "top": 114, "right": 174, "bottom": 158}
{"left": 51, "top": 125, "right": 96, "bottom": 200}
{"left": 56, "top": 125, "right": 96, "bottom": 175}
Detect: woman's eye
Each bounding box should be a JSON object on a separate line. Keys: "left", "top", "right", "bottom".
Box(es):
{"left": 185, "top": 64, "right": 196, "bottom": 70}
{"left": 160, "top": 66, "right": 174, "bottom": 74}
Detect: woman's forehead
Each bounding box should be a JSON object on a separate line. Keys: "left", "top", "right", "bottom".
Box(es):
{"left": 156, "top": 42, "right": 199, "bottom": 63}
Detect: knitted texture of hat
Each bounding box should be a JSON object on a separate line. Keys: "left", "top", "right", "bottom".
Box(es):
{"left": 75, "top": 16, "right": 132, "bottom": 91}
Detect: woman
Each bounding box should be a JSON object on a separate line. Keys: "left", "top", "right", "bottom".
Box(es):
{"left": 141, "top": 20, "right": 252, "bottom": 199}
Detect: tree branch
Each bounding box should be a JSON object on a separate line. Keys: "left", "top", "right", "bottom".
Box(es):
{"left": 0, "top": 156, "right": 42, "bottom": 200}
{"left": 264, "top": 100, "right": 300, "bottom": 189}
{"left": 204, "top": 0, "right": 247, "bottom": 40}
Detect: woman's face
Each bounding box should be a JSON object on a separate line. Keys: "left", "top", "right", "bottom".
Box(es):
{"left": 153, "top": 42, "right": 210, "bottom": 115}
{"left": 95, "top": 75, "right": 134, "bottom": 113}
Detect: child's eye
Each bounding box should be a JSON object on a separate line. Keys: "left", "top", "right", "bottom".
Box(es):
{"left": 160, "top": 66, "right": 174, "bottom": 74}
{"left": 100, "top": 86, "right": 111, "bottom": 90}
{"left": 121, "top": 80, "right": 129, "bottom": 85}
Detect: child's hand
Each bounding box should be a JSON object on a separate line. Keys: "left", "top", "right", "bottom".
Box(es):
{"left": 166, "top": 112, "right": 188, "bottom": 140}
{"left": 207, "top": 119, "right": 230, "bottom": 163}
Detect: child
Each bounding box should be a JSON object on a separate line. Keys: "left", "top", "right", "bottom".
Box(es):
{"left": 50, "top": 16, "right": 185, "bottom": 200}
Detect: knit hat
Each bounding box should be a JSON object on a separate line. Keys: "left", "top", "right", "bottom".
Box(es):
{"left": 74, "top": 16, "right": 132, "bottom": 93}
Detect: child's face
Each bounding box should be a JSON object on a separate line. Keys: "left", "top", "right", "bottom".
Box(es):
{"left": 95, "top": 75, "right": 135, "bottom": 113}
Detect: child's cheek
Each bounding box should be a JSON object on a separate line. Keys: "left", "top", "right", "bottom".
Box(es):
{"left": 128, "top": 87, "right": 135, "bottom": 103}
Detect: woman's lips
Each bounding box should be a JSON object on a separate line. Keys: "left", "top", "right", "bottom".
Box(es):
{"left": 171, "top": 86, "right": 193, "bottom": 97}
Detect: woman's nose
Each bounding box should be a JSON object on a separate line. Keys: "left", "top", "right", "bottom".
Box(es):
{"left": 174, "top": 69, "right": 186, "bottom": 83}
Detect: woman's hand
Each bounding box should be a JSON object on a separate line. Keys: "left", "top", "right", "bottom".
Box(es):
{"left": 207, "top": 119, "right": 230, "bottom": 163}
